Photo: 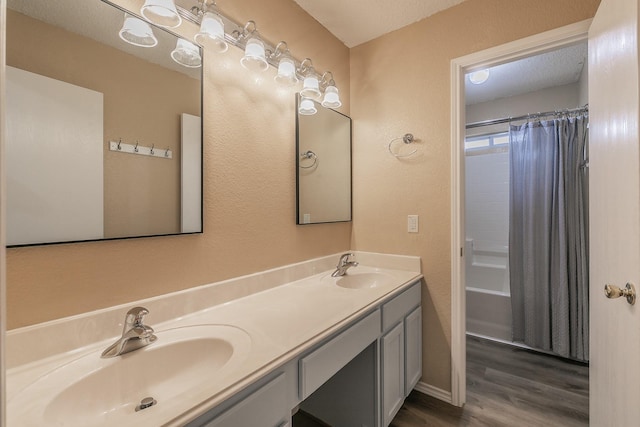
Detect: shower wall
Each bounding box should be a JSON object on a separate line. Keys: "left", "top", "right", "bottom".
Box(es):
{"left": 465, "top": 151, "right": 511, "bottom": 341}
{"left": 465, "top": 81, "right": 583, "bottom": 341}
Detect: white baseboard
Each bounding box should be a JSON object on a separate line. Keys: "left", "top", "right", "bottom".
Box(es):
{"left": 413, "top": 381, "right": 452, "bottom": 404}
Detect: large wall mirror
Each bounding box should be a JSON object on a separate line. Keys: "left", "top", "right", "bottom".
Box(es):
{"left": 5, "top": 0, "right": 203, "bottom": 247}
{"left": 296, "top": 95, "right": 352, "bottom": 224}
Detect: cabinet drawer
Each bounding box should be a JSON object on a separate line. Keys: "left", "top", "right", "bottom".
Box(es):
{"left": 382, "top": 282, "right": 421, "bottom": 332}
{"left": 202, "top": 373, "right": 288, "bottom": 427}
{"left": 299, "top": 309, "right": 381, "bottom": 400}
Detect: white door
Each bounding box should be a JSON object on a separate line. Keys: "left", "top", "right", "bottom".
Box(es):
{"left": 589, "top": 0, "right": 640, "bottom": 424}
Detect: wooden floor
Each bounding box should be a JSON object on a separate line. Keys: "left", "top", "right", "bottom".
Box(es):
{"left": 390, "top": 336, "right": 589, "bottom": 427}
{"left": 294, "top": 336, "right": 589, "bottom": 427}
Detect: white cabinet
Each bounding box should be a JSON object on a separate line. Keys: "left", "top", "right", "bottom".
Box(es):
{"left": 381, "top": 322, "right": 405, "bottom": 426}
{"left": 404, "top": 306, "right": 422, "bottom": 395}
{"left": 196, "top": 373, "right": 290, "bottom": 427}
{"left": 380, "top": 282, "right": 422, "bottom": 426}
{"left": 190, "top": 281, "right": 422, "bottom": 427}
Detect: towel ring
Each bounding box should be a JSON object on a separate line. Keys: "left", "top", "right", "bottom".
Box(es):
{"left": 299, "top": 150, "right": 318, "bottom": 169}
{"left": 389, "top": 133, "right": 417, "bottom": 158}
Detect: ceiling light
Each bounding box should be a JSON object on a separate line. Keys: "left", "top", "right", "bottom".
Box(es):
{"left": 141, "top": 0, "right": 182, "bottom": 28}
{"left": 298, "top": 97, "right": 317, "bottom": 115}
{"left": 469, "top": 69, "right": 490, "bottom": 85}
{"left": 194, "top": 11, "right": 228, "bottom": 53}
{"left": 171, "top": 38, "right": 202, "bottom": 68}
{"left": 119, "top": 14, "right": 158, "bottom": 47}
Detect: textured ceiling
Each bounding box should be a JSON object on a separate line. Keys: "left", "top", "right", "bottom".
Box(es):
{"left": 292, "top": 0, "right": 467, "bottom": 48}
{"left": 465, "top": 43, "right": 588, "bottom": 105}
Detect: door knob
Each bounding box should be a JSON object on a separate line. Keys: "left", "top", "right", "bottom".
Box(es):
{"left": 604, "top": 283, "right": 636, "bottom": 305}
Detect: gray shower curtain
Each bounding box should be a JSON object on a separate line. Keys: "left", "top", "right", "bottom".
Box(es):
{"left": 509, "top": 115, "right": 589, "bottom": 361}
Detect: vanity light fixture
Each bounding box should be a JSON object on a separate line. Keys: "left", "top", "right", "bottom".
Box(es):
{"left": 469, "top": 69, "right": 490, "bottom": 85}
{"left": 320, "top": 72, "right": 342, "bottom": 108}
{"left": 271, "top": 42, "right": 298, "bottom": 86}
{"left": 298, "top": 58, "right": 321, "bottom": 99}
{"left": 193, "top": 2, "right": 228, "bottom": 53}
{"left": 298, "top": 97, "right": 318, "bottom": 115}
{"left": 141, "top": 0, "right": 182, "bottom": 28}
{"left": 171, "top": 38, "right": 202, "bottom": 68}
{"left": 119, "top": 13, "right": 158, "bottom": 47}
{"left": 239, "top": 22, "right": 269, "bottom": 72}
{"left": 169, "top": 2, "right": 344, "bottom": 111}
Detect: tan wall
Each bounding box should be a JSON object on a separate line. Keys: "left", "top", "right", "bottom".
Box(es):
{"left": 6, "top": 11, "right": 200, "bottom": 238}
{"left": 6, "top": 0, "right": 351, "bottom": 329}
{"left": 350, "top": 0, "right": 600, "bottom": 392}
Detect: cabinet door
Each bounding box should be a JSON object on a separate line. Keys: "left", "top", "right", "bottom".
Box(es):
{"left": 381, "top": 322, "right": 404, "bottom": 426}
{"left": 404, "top": 306, "right": 422, "bottom": 395}
{"left": 201, "top": 374, "right": 288, "bottom": 427}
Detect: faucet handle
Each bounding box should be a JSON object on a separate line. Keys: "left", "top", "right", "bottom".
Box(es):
{"left": 339, "top": 252, "right": 354, "bottom": 263}
{"left": 125, "top": 306, "right": 149, "bottom": 328}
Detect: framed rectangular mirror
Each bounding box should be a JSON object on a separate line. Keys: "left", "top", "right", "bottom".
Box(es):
{"left": 5, "top": 0, "right": 203, "bottom": 247}
{"left": 296, "top": 95, "right": 352, "bottom": 224}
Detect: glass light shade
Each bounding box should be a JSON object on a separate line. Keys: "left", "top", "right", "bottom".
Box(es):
{"left": 240, "top": 36, "right": 269, "bottom": 72}
{"left": 141, "top": 0, "right": 181, "bottom": 28}
{"left": 171, "top": 38, "right": 202, "bottom": 68}
{"left": 194, "top": 11, "right": 228, "bottom": 53}
{"left": 469, "top": 69, "right": 490, "bottom": 84}
{"left": 274, "top": 56, "right": 298, "bottom": 86}
{"left": 119, "top": 14, "right": 158, "bottom": 47}
{"left": 300, "top": 74, "right": 321, "bottom": 99}
{"left": 321, "top": 85, "right": 342, "bottom": 108}
{"left": 299, "top": 97, "right": 317, "bottom": 115}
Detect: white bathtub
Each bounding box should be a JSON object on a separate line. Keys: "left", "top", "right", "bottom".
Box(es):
{"left": 465, "top": 238, "right": 512, "bottom": 341}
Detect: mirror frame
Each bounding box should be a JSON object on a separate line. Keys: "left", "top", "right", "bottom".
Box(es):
{"left": 295, "top": 95, "right": 352, "bottom": 225}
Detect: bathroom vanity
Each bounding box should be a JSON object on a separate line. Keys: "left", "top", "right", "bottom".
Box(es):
{"left": 6, "top": 252, "right": 422, "bottom": 426}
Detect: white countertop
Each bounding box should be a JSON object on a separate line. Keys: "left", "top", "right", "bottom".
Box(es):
{"left": 6, "top": 252, "right": 422, "bottom": 426}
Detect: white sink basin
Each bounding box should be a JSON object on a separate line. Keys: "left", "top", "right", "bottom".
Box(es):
{"left": 9, "top": 324, "right": 251, "bottom": 427}
{"left": 323, "top": 269, "right": 396, "bottom": 289}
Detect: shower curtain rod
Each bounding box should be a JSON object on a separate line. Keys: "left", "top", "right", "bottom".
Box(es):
{"left": 465, "top": 105, "right": 589, "bottom": 129}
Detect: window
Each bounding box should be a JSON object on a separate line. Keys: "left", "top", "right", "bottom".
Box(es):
{"left": 465, "top": 132, "right": 509, "bottom": 152}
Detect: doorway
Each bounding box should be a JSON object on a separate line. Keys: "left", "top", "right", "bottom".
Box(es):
{"left": 449, "top": 19, "right": 592, "bottom": 407}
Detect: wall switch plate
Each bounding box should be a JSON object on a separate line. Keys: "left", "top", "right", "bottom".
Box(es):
{"left": 408, "top": 215, "right": 419, "bottom": 233}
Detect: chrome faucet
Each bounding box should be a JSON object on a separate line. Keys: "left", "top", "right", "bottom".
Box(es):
{"left": 101, "top": 306, "right": 157, "bottom": 358}
{"left": 331, "top": 253, "right": 359, "bottom": 277}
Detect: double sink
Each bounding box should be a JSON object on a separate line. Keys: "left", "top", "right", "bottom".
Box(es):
{"left": 7, "top": 263, "right": 412, "bottom": 426}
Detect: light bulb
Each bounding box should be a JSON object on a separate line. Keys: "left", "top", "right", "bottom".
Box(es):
{"left": 171, "top": 38, "right": 202, "bottom": 68}
{"left": 299, "top": 97, "right": 317, "bottom": 115}
{"left": 300, "top": 74, "right": 320, "bottom": 99}
{"left": 321, "top": 86, "right": 342, "bottom": 108}
{"left": 141, "top": 0, "right": 181, "bottom": 28}
{"left": 275, "top": 56, "right": 298, "bottom": 86}
{"left": 194, "top": 11, "right": 228, "bottom": 53}
{"left": 240, "top": 36, "right": 269, "bottom": 72}
{"left": 119, "top": 14, "right": 158, "bottom": 47}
